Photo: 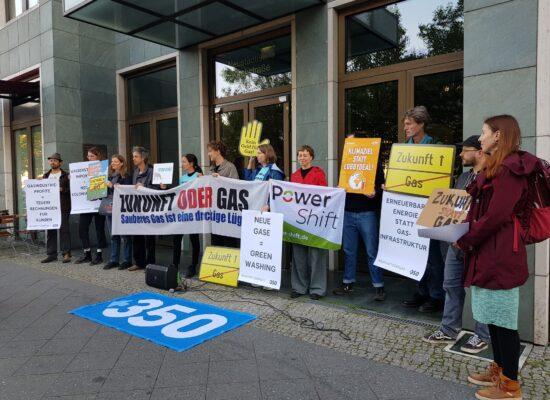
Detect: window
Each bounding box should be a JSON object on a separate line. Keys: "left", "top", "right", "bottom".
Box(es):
{"left": 127, "top": 66, "right": 177, "bottom": 118}
{"left": 345, "top": 0, "right": 463, "bottom": 73}
{"left": 7, "top": 0, "right": 38, "bottom": 21}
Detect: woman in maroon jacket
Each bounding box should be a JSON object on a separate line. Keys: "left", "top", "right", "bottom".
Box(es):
{"left": 457, "top": 115, "right": 541, "bottom": 400}
{"left": 290, "top": 145, "right": 328, "bottom": 300}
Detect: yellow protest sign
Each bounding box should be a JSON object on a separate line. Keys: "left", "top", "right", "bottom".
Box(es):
{"left": 338, "top": 137, "right": 381, "bottom": 195}
{"left": 385, "top": 144, "right": 455, "bottom": 197}
{"left": 199, "top": 246, "right": 240, "bottom": 287}
{"left": 238, "top": 120, "right": 270, "bottom": 156}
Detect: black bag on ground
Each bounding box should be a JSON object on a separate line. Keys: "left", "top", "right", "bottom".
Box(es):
{"left": 145, "top": 264, "right": 178, "bottom": 291}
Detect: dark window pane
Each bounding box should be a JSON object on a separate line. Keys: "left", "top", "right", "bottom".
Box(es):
{"left": 12, "top": 101, "right": 40, "bottom": 122}
{"left": 214, "top": 34, "right": 291, "bottom": 98}
{"left": 229, "top": 0, "right": 321, "bottom": 20}
{"left": 157, "top": 118, "right": 179, "bottom": 185}
{"left": 253, "top": 103, "right": 285, "bottom": 173}
{"left": 218, "top": 110, "right": 244, "bottom": 176}
{"left": 345, "top": 81, "right": 398, "bottom": 169}
{"left": 127, "top": 67, "right": 177, "bottom": 117}
{"left": 346, "top": 0, "right": 463, "bottom": 73}
{"left": 135, "top": 22, "right": 213, "bottom": 49}
{"left": 129, "top": 123, "right": 151, "bottom": 156}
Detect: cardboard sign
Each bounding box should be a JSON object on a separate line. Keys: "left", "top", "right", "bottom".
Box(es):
{"left": 24, "top": 179, "right": 61, "bottom": 230}
{"left": 87, "top": 160, "right": 108, "bottom": 201}
{"left": 385, "top": 144, "right": 455, "bottom": 197}
{"left": 238, "top": 120, "right": 269, "bottom": 157}
{"left": 199, "top": 246, "right": 240, "bottom": 287}
{"left": 238, "top": 210, "right": 283, "bottom": 290}
{"left": 417, "top": 188, "right": 471, "bottom": 242}
{"left": 338, "top": 137, "right": 381, "bottom": 195}
{"left": 153, "top": 163, "right": 174, "bottom": 185}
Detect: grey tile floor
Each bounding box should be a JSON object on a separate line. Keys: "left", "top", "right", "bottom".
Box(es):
{"left": 0, "top": 261, "right": 475, "bottom": 399}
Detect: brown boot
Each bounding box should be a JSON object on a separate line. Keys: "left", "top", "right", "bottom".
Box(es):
{"left": 475, "top": 373, "right": 522, "bottom": 400}
{"left": 62, "top": 252, "right": 72, "bottom": 263}
{"left": 468, "top": 362, "right": 501, "bottom": 386}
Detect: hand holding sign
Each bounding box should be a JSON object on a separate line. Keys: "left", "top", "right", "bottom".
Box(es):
{"left": 239, "top": 120, "right": 270, "bottom": 156}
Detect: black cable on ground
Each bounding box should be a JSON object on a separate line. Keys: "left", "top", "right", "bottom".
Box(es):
{"left": 172, "top": 281, "right": 352, "bottom": 341}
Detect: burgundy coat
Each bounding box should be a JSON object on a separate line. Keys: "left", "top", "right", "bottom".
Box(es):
{"left": 457, "top": 151, "right": 540, "bottom": 290}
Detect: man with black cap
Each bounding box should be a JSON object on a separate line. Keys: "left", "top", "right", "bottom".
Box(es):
{"left": 422, "top": 136, "right": 490, "bottom": 354}
{"left": 41, "top": 153, "right": 72, "bottom": 263}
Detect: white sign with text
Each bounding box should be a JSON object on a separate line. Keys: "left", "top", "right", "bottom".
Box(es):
{"left": 25, "top": 179, "right": 61, "bottom": 230}
{"left": 69, "top": 161, "right": 101, "bottom": 214}
{"left": 374, "top": 191, "right": 430, "bottom": 281}
{"left": 238, "top": 210, "right": 284, "bottom": 290}
{"left": 153, "top": 163, "right": 174, "bottom": 185}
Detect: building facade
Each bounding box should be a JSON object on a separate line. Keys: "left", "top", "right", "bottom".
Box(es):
{"left": 0, "top": 0, "right": 548, "bottom": 345}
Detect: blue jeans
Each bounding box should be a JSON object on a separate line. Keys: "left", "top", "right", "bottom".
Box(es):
{"left": 440, "top": 246, "right": 490, "bottom": 342}
{"left": 107, "top": 217, "right": 132, "bottom": 264}
{"left": 342, "top": 211, "right": 384, "bottom": 288}
{"left": 418, "top": 240, "right": 445, "bottom": 300}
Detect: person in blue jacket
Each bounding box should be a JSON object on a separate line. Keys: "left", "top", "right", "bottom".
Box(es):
{"left": 243, "top": 144, "right": 285, "bottom": 181}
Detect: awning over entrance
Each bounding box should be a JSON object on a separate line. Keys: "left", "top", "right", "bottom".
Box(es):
{"left": 0, "top": 80, "right": 40, "bottom": 104}
{"left": 63, "top": 0, "right": 325, "bottom": 49}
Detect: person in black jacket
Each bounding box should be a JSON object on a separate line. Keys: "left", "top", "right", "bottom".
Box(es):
{"left": 103, "top": 154, "right": 133, "bottom": 270}
{"left": 41, "top": 153, "right": 72, "bottom": 264}
{"left": 128, "top": 146, "right": 157, "bottom": 271}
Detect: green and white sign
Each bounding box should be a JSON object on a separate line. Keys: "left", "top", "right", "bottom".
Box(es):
{"left": 269, "top": 181, "right": 345, "bottom": 250}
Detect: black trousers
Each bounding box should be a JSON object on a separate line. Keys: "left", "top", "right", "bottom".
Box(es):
{"left": 78, "top": 213, "right": 106, "bottom": 250}
{"left": 172, "top": 234, "right": 200, "bottom": 266}
{"left": 133, "top": 235, "right": 156, "bottom": 268}
{"left": 46, "top": 212, "right": 71, "bottom": 256}
{"left": 211, "top": 234, "right": 240, "bottom": 248}
{"left": 488, "top": 324, "right": 520, "bottom": 380}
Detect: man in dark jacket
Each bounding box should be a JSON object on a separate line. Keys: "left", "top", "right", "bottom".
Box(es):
{"left": 41, "top": 153, "right": 72, "bottom": 263}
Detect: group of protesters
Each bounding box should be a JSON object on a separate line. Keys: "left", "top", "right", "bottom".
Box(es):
{"left": 36, "top": 107, "right": 547, "bottom": 400}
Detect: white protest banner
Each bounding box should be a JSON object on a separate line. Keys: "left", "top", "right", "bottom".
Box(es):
{"left": 70, "top": 161, "right": 101, "bottom": 214}
{"left": 374, "top": 191, "right": 430, "bottom": 281}
{"left": 269, "top": 181, "right": 345, "bottom": 250}
{"left": 152, "top": 163, "right": 174, "bottom": 185}
{"left": 111, "top": 175, "right": 269, "bottom": 236}
{"left": 24, "top": 179, "right": 61, "bottom": 230}
{"left": 238, "top": 210, "right": 283, "bottom": 290}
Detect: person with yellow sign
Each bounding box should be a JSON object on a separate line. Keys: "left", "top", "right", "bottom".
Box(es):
{"left": 244, "top": 144, "right": 285, "bottom": 182}
{"left": 399, "top": 106, "right": 446, "bottom": 313}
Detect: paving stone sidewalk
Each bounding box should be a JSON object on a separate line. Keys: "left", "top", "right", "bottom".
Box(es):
{"left": 1, "top": 252, "right": 548, "bottom": 399}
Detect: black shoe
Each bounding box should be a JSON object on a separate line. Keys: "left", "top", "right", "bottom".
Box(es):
{"left": 309, "top": 293, "right": 322, "bottom": 300}
{"left": 402, "top": 293, "right": 428, "bottom": 308}
{"left": 62, "top": 252, "right": 71, "bottom": 263}
{"left": 332, "top": 283, "right": 353, "bottom": 295}
{"left": 90, "top": 252, "right": 103, "bottom": 265}
{"left": 418, "top": 298, "right": 444, "bottom": 313}
{"left": 75, "top": 251, "right": 92, "bottom": 264}
{"left": 374, "top": 287, "right": 386, "bottom": 302}
{"left": 185, "top": 265, "right": 196, "bottom": 278}
{"left": 290, "top": 290, "right": 304, "bottom": 299}
{"left": 103, "top": 261, "right": 119, "bottom": 270}
{"left": 41, "top": 255, "right": 57, "bottom": 263}
{"left": 118, "top": 261, "right": 131, "bottom": 270}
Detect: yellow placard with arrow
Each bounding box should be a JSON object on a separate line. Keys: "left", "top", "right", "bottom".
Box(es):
{"left": 239, "top": 120, "right": 270, "bottom": 156}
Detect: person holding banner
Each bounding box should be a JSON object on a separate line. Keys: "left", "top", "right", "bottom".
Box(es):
{"left": 103, "top": 154, "right": 133, "bottom": 270}
{"left": 456, "top": 116, "right": 541, "bottom": 400}
{"left": 207, "top": 140, "right": 239, "bottom": 248}
{"left": 75, "top": 147, "right": 107, "bottom": 265}
{"left": 289, "top": 145, "right": 328, "bottom": 300}
{"left": 400, "top": 107, "right": 446, "bottom": 312}
{"left": 40, "top": 153, "right": 72, "bottom": 264}
{"left": 423, "top": 136, "right": 490, "bottom": 353}
{"left": 128, "top": 146, "right": 158, "bottom": 271}
{"left": 244, "top": 144, "right": 285, "bottom": 182}
{"left": 171, "top": 154, "right": 202, "bottom": 278}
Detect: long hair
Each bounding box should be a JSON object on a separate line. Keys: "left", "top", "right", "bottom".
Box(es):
{"left": 87, "top": 146, "right": 103, "bottom": 161}
{"left": 483, "top": 115, "right": 521, "bottom": 179}
{"left": 109, "top": 154, "right": 128, "bottom": 177}
{"left": 258, "top": 144, "right": 277, "bottom": 164}
{"left": 184, "top": 153, "right": 202, "bottom": 174}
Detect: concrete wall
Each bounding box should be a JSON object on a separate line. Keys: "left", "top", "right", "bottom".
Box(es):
{"left": 463, "top": 0, "right": 538, "bottom": 342}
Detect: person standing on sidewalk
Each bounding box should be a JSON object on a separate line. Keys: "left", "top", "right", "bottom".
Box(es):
{"left": 128, "top": 146, "right": 157, "bottom": 271}
{"left": 75, "top": 147, "right": 107, "bottom": 265}
{"left": 458, "top": 115, "right": 541, "bottom": 400}
{"left": 40, "top": 153, "right": 72, "bottom": 264}
{"left": 289, "top": 145, "right": 328, "bottom": 300}
{"left": 400, "top": 106, "right": 446, "bottom": 312}
{"left": 103, "top": 154, "right": 133, "bottom": 270}
{"left": 333, "top": 133, "right": 386, "bottom": 302}
{"left": 423, "top": 136, "right": 490, "bottom": 353}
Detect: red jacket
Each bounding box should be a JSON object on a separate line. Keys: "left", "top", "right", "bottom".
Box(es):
{"left": 290, "top": 166, "right": 327, "bottom": 186}
{"left": 458, "top": 151, "right": 540, "bottom": 290}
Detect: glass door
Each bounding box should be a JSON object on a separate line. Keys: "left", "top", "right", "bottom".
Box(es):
{"left": 214, "top": 103, "right": 248, "bottom": 178}
{"left": 156, "top": 117, "right": 179, "bottom": 185}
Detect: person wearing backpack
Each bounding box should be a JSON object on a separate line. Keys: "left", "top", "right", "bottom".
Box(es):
{"left": 455, "top": 115, "right": 546, "bottom": 400}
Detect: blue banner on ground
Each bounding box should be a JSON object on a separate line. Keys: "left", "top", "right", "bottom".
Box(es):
{"left": 70, "top": 292, "right": 256, "bottom": 352}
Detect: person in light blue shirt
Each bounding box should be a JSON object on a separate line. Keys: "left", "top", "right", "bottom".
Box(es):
{"left": 172, "top": 153, "right": 202, "bottom": 278}
{"left": 243, "top": 144, "right": 285, "bottom": 181}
